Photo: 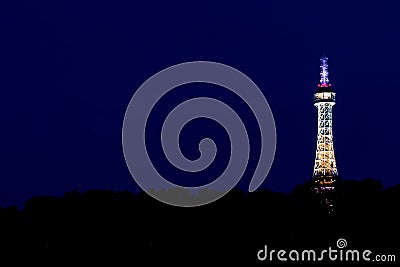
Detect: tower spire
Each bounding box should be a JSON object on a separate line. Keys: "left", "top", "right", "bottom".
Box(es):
{"left": 319, "top": 56, "right": 330, "bottom": 86}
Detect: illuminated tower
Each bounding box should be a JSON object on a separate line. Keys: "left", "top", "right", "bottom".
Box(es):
{"left": 312, "top": 56, "right": 338, "bottom": 191}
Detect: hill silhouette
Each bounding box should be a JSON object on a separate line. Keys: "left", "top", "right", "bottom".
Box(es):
{"left": 0, "top": 178, "right": 398, "bottom": 265}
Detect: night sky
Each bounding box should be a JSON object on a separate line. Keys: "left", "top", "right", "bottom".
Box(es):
{"left": 1, "top": 0, "right": 400, "bottom": 207}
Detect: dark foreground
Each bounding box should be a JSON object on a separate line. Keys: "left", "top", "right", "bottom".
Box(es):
{"left": 0, "top": 178, "right": 399, "bottom": 265}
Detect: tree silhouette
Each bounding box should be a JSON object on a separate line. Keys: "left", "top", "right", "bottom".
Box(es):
{"left": 0, "top": 178, "right": 398, "bottom": 264}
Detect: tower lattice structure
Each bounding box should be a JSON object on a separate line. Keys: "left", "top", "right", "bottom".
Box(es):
{"left": 312, "top": 56, "right": 338, "bottom": 190}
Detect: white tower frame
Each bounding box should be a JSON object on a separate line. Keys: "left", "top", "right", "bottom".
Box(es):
{"left": 312, "top": 57, "right": 338, "bottom": 189}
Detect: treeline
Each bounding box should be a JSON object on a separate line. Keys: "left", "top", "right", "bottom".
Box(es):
{"left": 0, "top": 178, "right": 399, "bottom": 265}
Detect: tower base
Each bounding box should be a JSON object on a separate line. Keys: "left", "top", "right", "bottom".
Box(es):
{"left": 312, "top": 176, "right": 339, "bottom": 193}
{"left": 311, "top": 176, "right": 340, "bottom": 214}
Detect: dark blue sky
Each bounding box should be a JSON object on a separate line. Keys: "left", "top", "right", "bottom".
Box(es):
{"left": 1, "top": 0, "right": 399, "bottom": 206}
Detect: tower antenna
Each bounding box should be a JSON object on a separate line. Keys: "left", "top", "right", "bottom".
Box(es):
{"left": 319, "top": 56, "right": 330, "bottom": 86}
